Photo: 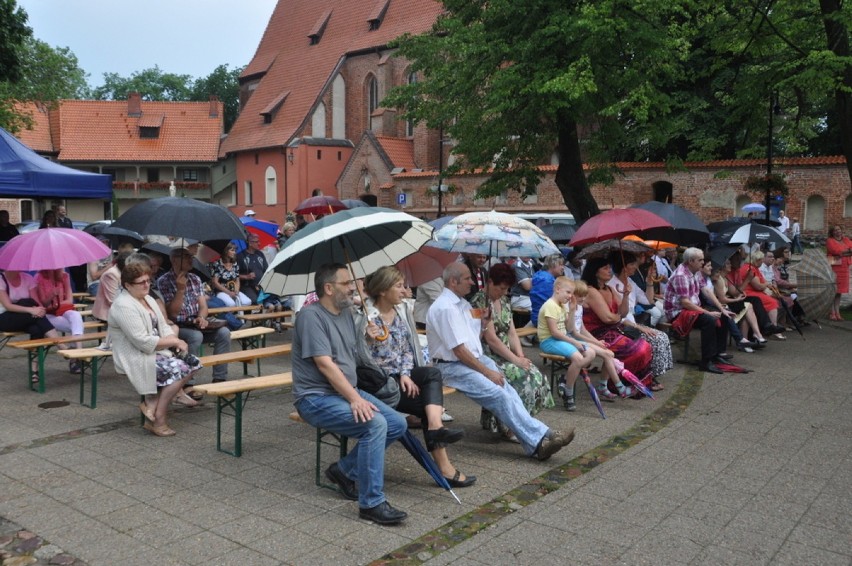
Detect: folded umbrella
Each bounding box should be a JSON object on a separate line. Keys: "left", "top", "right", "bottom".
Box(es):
{"left": 789, "top": 249, "right": 835, "bottom": 320}
{"left": 580, "top": 370, "right": 606, "bottom": 419}
{"left": 398, "top": 431, "right": 461, "bottom": 504}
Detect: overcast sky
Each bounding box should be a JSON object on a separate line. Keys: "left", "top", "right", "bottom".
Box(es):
{"left": 17, "top": 0, "right": 278, "bottom": 87}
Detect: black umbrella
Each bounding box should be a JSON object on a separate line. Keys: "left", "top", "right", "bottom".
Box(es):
{"left": 341, "top": 198, "right": 370, "bottom": 209}
{"left": 113, "top": 197, "right": 248, "bottom": 242}
{"left": 540, "top": 223, "right": 577, "bottom": 243}
{"left": 398, "top": 431, "right": 461, "bottom": 504}
{"left": 140, "top": 241, "right": 211, "bottom": 280}
{"left": 575, "top": 238, "right": 652, "bottom": 260}
{"left": 709, "top": 245, "right": 741, "bottom": 270}
{"left": 631, "top": 201, "right": 710, "bottom": 246}
{"left": 715, "top": 221, "right": 791, "bottom": 249}
{"left": 83, "top": 224, "right": 144, "bottom": 248}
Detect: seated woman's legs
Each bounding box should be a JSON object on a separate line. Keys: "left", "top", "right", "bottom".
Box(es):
{"left": 216, "top": 292, "right": 237, "bottom": 307}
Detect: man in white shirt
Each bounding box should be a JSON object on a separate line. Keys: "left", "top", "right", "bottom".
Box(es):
{"left": 777, "top": 210, "right": 790, "bottom": 236}
{"left": 427, "top": 263, "right": 575, "bottom": 461}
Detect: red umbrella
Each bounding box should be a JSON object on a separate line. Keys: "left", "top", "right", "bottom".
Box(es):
{"left": 569, "top": 208, "right": 671, "bottom": 247}
{"left": 294, "top": 195, "right": 347, "bottom": 216}
{"left": 397, "top": 245, "right": 459, "bottom": 287}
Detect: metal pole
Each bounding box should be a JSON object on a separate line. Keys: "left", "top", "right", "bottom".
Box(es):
{"left": 437, "top": 126, "right": 443, "bottom": 219}
{"left": 765, "top": 92, "right": 774, "bottom": 222}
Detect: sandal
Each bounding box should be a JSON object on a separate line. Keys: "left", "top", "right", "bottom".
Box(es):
{"left": 773, "top": 333, "right": 787, "bottom": 341}
{"left": 139, "top": 402, "right": 155, "bottom": 422}
{"left": 649, "top": 379, "right": 664, "bottom": 391}
{"left": 143, "top": 421, "right": 176, "bottom": 437}
{"left": 442, "top": 470, "right": 476, "bottom": 488}
{"left": 173, "top": 391, "right": 200, "bottom": 408}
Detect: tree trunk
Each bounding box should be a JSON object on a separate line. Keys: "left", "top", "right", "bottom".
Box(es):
{"left": 554, "top": 119, "right": 601, "bottom": 222}
{"left": 820, "top": 0, "right": 852, "bottom": 186}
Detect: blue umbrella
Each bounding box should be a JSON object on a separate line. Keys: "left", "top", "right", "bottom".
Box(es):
{"left": 580, "top": 370, "right": 606, "bottom": 419}
{"left": 398, "top": 431, "right": 461, "bottom": 504}
{"left": 233, "top": 216, "right": 279, "bottom": 253}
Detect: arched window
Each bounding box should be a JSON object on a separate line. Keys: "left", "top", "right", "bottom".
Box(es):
{"left": 652, "top": 181, "right": 673, "bottom": 203}
{"left": 735, "top": 195, "right": 752, "bottom": 215}
{"left": 406, "top": 72, "right": 417, "bottom": 137}
{"left": 264, "top": 166, "right": 277, "bottom": 205}
{"left": 311, "top": 102, "right": 326, "bottom": 138}
{"left": 367, "top": 75, "right": 379, "bottom": 117}
{"left": 332, "top": 75, "right": 346, "bottom": 139}
{"left": 805, "top": 195, "right": 825, "bottom": 232}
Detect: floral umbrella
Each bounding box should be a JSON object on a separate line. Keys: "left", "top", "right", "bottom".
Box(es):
{"left": 429, "top": 210, "right": 559, "bottom": 258}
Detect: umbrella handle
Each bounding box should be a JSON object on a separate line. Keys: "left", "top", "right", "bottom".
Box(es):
{"left": 341, "top": 243, "right": 370, "bottom": 318}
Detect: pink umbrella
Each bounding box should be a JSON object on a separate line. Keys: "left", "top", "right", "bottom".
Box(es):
{"left": 0, "top": 228, "right": 111, "bottom": 271}
{"left": 396, "top": 245, "right": 459, "bottom": 287}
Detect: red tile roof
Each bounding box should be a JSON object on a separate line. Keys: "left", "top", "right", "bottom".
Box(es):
{"left": 13, "top": 102, "right": 56, "bottom": 153}
{"left": 375, "top": 136, "right": 415, "bottom": 170}
{"left": 221, "top": 0, "right": 443, "bottom": 156}
{"left": 35, "top": 99, "right": 224, "bottom": 163}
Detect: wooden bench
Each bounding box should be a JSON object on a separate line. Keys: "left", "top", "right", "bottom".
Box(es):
{"left": 197, "top": 343, "right": 292, "bottom": 377}
{"left": 207, "top": 304, "right": 261, "bottom": 315}
{"left": 9, "top": 332, "right": 108, "bottom": 393}
{"left": 0, "top": 320, "right": 103, "bottom": 353}
{"left": 238, "top": 310, "right": 294, "bottom": 328}
{"left": 57, "top": 347, "right": 113, "bottom": 408}
{"left": 515, "top": 326, "right": 537, "bottom": 339}
{"left": 197, "top": 326, "right": 275, "bottom": 358}
{"left": 512, "top": 307, "right": 531, "bottom": 328}
{"left": 288, "top": 385, "right": 457, "bottom": 491}
{"left": 657, "top": 321, "right": 691, "bottom": 363}
{"left": 539, "top": 353, "right": 572, "bottom": 395}
{"left": 189, "top": 372, "right": 293, "bottom": 457}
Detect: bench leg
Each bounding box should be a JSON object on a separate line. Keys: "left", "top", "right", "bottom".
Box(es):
{"left": 239, "top": 335, "right": 267, "bottom": 377}
{"left": 315, "top": 428, "right": 349, "bottom": 491}
{"left": 79, "top": 356, "right": 109, "bottom": 409}
{"left": 215, "top": 392, "right": 248, "bottom": 457}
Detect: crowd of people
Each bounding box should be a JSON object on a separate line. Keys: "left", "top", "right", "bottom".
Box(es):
{"left": 2, "top": 202, "right": 849, "bottom": 526}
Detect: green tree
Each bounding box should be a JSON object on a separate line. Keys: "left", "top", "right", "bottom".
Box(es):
{"left": 3, "top": 37, "right": 89, "bottom": 101}
{"left": 191, "top": 64, "right": 243, "bottom": 132}
{"left": 92, "top": 65, "right": 194, "bottom": 101}
{"left": 0, "top": 0, "right": 33, "bottom": 132}
{"left": 386, "top": 0, "right": 695, "bottom": 221}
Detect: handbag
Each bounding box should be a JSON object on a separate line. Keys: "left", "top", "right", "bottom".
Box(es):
{"left": 356, "top": 365, "right": 400, "bottom": 408}
{"left": 619, "top": 324, "right": 643, "bottom": 340}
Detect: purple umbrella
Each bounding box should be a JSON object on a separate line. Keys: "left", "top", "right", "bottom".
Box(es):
{"left": 580, "top": 370, "right": 606, "bottom": 419}
{"left": 619, "top": 369, "right": 655, "bottom": 400}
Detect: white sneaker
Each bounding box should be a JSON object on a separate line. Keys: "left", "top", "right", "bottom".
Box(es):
{"left": 441, "top": 411, "right": 454, "bottom": 423}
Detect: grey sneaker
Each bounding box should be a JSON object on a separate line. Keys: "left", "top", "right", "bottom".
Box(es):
{"left": 549, "top": 428, "right": 576, "bottom": 448}
{"left": 534, "top": 435, "right": 565, "bottom": 461}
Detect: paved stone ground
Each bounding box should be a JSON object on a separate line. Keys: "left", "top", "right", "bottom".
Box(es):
{"left": 0, "top": 316, "right": 849, "bottom": 565}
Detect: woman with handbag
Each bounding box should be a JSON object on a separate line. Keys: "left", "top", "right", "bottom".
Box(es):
{"left": 826, "top": 225, "right": 852, "bottom": 320}
{"left": 0, "top": 270, "right": 64, "bottom": 382}
{"left": 35, "top": 269, "right": 86, "bottom": 373}
{"left": 109, "top": 262, "right": 202, "bottom": 436}
{"left": 358, "top": 266, "right": 475, "bottom": 488}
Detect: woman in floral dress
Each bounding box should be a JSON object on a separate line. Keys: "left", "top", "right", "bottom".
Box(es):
{"left": 472, "top": 263, "right": 554, "bottom": 437}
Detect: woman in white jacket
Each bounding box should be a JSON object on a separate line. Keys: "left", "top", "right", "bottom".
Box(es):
{"left": 108, "top": 262, "right": 200, "bottom": 437}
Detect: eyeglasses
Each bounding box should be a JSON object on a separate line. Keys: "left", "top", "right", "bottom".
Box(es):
{"left": 128, "top": 279, "right": 151, "bottom": 286}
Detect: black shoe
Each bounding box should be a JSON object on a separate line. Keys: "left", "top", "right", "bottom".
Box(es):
{"left": 534, "top": 434, "right": 565, "bottom": 461}
{"left": 764, "top": 325, "right": 786, "bottom": 335}
{"left": 359, "top": 501, "right": 407, "bottom": 525}
{"left": 325, "top": 463, "right": 358, "bottom": 501}
{"left": 716, "top": 353, "right": 734, "bottom": 360}
{"left": 424, "top": 427, "right": 464, "bottom": 444}
{"left": 443, "top": 470, "right": 477, "bottom": 488}
{"left": 699, "top": 362, "right": 724, "bottom": 374}
{"left": 211, "top": 378, "right": 227, "bottom": 383}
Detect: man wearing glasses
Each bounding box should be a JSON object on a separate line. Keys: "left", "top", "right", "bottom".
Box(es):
{"left": 292, "top": 263, "right": 408, "bottom": 525}
{"left": 159, "top": 245, "right": 231, "bottom": 383}
{"left": 664, "top": 247, "right": 729, "bottom": 374}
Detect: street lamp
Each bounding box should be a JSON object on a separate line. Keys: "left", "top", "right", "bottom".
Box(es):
{"left": 765, "top": 91, "right": 782, "bottom": 222}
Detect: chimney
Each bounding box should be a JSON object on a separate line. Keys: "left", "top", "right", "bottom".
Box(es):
{"left": 209, "top": 95, "right": 219, "bottom": 118}
{"left": 127, "top": 92, "right": 142, "bottom": 117}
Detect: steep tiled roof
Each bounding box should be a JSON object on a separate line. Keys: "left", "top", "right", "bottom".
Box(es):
{"left": 13, "top": 102, "right": 56, "bottom": 153}
{"left": 222, "top": 0, "right": 443, "bottom": 156}
{"left": 375, "top": 135, "right": 415, "bottom": 170}
{"left": 51, "top": 99, "right": 223, "bottom": 162}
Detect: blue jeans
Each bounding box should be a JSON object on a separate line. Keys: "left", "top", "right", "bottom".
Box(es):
{"left": 436, "top": 356, "right": 549, "bottom": 456}
{"left": 295, "top": 390, "right": 407, "bottom": 509}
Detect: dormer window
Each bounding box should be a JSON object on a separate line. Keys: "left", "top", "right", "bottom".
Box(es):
{"left": 138, "top": 114, "right": 164, "bottom": 139}
{"left": 367, "top": 0, "right": 390, "bottom": 30}
{"left": 308, "top": 9, "right": 332, "bottom": 45}
{"left": 139, "top": 127, "right": 159, "bottom": 139}
{"left": 260, "top": 91, "right": 290, "bottom": 124}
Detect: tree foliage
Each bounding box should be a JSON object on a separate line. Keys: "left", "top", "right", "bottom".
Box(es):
{"left": 0, "top": 0, "right": 32, "bottom": 132}
{"left": 388, "top": 0, "right": 852, "bottom": 218}
{"left": 92, "top": 64, "right": 243, "bottom": 132}
{"left": 387, "top": 0, "right": 696, "bottom": 221}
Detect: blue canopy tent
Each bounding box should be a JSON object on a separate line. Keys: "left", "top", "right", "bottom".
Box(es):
{"left": 0, "top": 127, "right": 112, "bottom": 199}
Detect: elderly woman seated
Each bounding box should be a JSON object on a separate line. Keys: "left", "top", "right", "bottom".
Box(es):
{"left": 728, "top": 252, "right": 787, "bottom": 339}
{"left": 471, "top": 263, "right": 554, "bottom": 438}
{"left": 108, "top": 261, "right": 202, "bottom": 436}
{"left": 357, "top": 266, "right": 475, "bottom": 488}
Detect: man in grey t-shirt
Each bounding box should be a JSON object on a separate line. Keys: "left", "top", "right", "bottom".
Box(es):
{"left": 292, "top": 263, "right": 408, "bottom": 525}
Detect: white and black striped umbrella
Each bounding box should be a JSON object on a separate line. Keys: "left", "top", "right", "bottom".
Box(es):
{"left": 260, "top": 207, "right": 433, "bottom": 296}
